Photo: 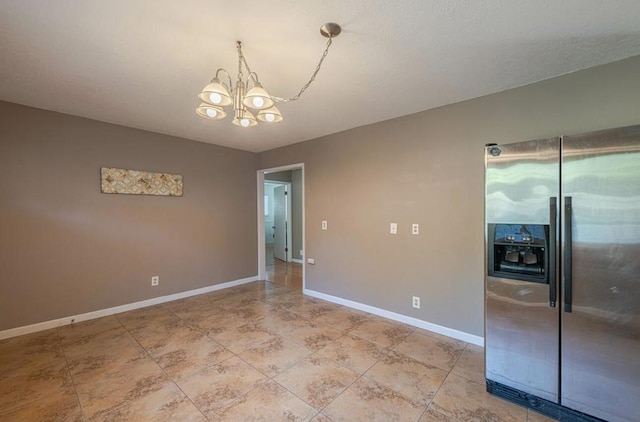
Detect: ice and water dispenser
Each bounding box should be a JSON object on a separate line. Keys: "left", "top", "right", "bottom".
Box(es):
{"left": 488, "top": 224, "right": 549, "bottom": 283}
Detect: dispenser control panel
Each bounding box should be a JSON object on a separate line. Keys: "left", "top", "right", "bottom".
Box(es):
{"left": 488, "top": 224, "right": 549, "bottom": 283}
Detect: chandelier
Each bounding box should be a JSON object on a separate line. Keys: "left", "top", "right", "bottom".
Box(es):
{"left": 196, "top": 23, "right": 341, "bottom": 128}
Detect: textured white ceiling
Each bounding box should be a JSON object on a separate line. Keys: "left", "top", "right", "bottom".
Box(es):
{"left": 1, "top": 1, "right": 640, "bottom": 152}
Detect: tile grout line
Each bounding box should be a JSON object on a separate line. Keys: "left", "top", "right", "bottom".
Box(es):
{"left": 228, "top": 299, "right": 332, "bottom": 417}
{"left": 419, "top": 346, "right": 468, "bottom": 420}
{"left": 0, "top": 332, "right": 79, "bottom": 418}
{"left": 194, "top": 284, "right": 314, "bottom": 420}
{"left": 310, "top": 333, "right": 412, "bottom": 417}
{"left": 219, "top": 353, "right": 322, "bottom": 421}
{"left": 263, "top": 293, "right": 424, "bottom": 418}
{"left": 370, "top": 331, "right": 457, "bottom": 421}
{"left": 115, "top": 313, "right": 213, "bottom": 422}
{"left": 118, "top": 283, "right": 309, "bottom": 420}
{"left": 363, "top": 337, "right": 432, "bottom": 420}
{"left": 235, "top": 291, "right": 366, "bottom": 419}
{"left": 56, "top": 327, "right": 89, "bottom": 422}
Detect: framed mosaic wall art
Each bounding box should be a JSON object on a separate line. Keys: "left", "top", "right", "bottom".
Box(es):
{"left": 100, "top": 167, "right": 183, "bottom": 197}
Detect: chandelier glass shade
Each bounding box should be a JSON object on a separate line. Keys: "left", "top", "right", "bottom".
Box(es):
{"left": 243, "top": 83, "right": 274, "bottom": 110}
{"left": 257, "top": 106, "right": 283, "bottom": 123}
{"left": 198, "top": 78, "right": 233, "bottom": 107}
{"left": 196, "top": 23, "right": 341, "bottom": 128}
{"left": 195, "top": 103, "right": 226, "bottom": 120}
{"left": 232, "top": 108, "right": 258, "bottom": 128}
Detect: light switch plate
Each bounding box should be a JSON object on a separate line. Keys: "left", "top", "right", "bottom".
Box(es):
{"left": 390, "top": 223, "right": 398, "bottom": 234}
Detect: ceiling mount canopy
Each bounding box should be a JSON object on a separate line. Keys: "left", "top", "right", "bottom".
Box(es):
{"left": 197, "top": 22, "right": 341, "bottom": 128}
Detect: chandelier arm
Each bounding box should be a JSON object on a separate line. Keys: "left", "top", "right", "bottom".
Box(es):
{"left": 274, "top": 37, "right": 333, "bottom": 103}
{"left": 247, "top": 72, "right": 260, "bottom": 86}
{"left": 214, "top": 68, "right": 234, "bottom": 91}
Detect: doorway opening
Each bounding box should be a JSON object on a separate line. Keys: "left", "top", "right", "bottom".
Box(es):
{"left": 264, "top": 181, "right": 292, "bottom": 265}
{"left": 257, "top": 164, "right": 304, "bottom": 291}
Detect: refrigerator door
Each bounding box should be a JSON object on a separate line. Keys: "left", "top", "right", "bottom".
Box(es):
{"left": 561, "top": 125, "right": 640, "bottom": 422}
{"left": 485, "top": 138, "right": 560, "bottom": 401}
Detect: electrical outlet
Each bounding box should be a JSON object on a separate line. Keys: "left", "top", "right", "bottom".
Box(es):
{"left": 390, "top": 223, "right": 398, "bottom": 234}
{"left": 151, "top": 276, "right": 159, "bottom": 286}
{"left": 412, "top": 296, "right": 421, "bottom": 309}
{"left": 321, "top": 220, "right": 328, "bottom": 230}
{"left": 412, "top": 224, "right": 419, "bottom": 235}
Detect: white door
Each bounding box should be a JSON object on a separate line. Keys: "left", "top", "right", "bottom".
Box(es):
{"left": 273, "top": 186, "right": 287, "bottom": 261}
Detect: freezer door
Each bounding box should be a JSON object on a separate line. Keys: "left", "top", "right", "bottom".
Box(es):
{"left": 561, "top": 125, "right": 640, "bottom": 422}
{"left": 485, "top": 138, "right": 560, "bottom": 401}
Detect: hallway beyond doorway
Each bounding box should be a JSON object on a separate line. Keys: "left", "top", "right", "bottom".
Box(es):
{"left": 267, "top": 259, "right": 302, "bottom": 290}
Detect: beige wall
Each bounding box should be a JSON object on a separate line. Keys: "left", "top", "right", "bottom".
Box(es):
{"left": 3, "top": 55, "right": 640, "bottom": 337}
{"left": 0, "top": 102, "right": 258, "bottom": 331}
{"left": 258, "top": 55, "right": 640, "bottom": 336}
{"left": 264, "top": 171, "right": 292, "bottom": 183}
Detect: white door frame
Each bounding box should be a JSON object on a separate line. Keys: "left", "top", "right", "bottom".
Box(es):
{"left": 257, "top": 163, "right": 305, "bottom": 289}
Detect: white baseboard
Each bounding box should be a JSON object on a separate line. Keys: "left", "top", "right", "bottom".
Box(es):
{"left": 292, "top": 259, "right": 304, "bottom": 264}
{"left": 0, "top": 276, "right": 259, "bottom": 341}
{"left": 303, "top": 288, "right": 484, "bottom": 347}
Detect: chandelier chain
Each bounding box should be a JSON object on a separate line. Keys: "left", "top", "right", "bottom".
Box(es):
{"left": 237, "top": 42, "right": 245, "bottom": 82}
{"left": 239, "top": 46, "right": 253, "bottom": 81}
{"left": 277, "top": 37, "right": 333, "bottom": 103}
{"left": 239, "top": 38, "right": 334, "bottom": 103}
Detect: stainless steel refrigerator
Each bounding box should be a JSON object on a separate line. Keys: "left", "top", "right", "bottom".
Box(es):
{"left": 484, "top": 124, "right": 640, "bottom": 421}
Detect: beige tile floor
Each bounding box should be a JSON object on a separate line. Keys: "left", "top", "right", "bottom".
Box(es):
{"left": 0, "top": 281, "right": 554, "bottom": 421}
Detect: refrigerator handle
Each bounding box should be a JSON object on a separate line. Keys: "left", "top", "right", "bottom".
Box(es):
{"left": 564, "top": 197, "right": 573, "bottom": 313}
{"left": 548, "top": 197, "right": 557, "bottom": 307}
